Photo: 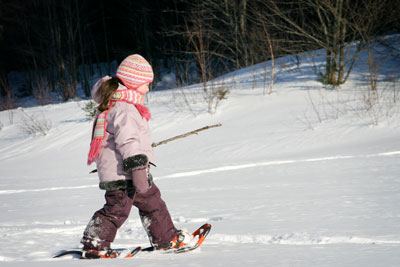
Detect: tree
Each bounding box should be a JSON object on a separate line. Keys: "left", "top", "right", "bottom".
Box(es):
{"left": 254, "top": 0, "right": 396, "bottom": 87}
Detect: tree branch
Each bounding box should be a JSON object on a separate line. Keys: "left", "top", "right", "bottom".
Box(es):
{"left": 152, "top": 123, "right": 222, "bottom": 147}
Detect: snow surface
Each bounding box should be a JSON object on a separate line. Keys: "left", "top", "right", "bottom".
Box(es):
{"left": 1, "top": 38, "right": 400, "bottom": 266}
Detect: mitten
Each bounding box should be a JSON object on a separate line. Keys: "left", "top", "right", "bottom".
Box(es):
{"left": 131, "top": 166, "right": 152, "bottom": 194}
{"left": 123, "top": 154, "right": 152, "bottom": 194}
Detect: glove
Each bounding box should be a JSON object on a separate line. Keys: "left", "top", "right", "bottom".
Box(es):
{"left": 123, "top": 154, "right": 153, "bottom": 194}
{"left": 132, "top": 166, "right": 153, "bottom": 194}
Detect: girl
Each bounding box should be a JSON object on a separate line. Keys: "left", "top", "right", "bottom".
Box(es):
{"left": 81, "top": 54, "right": 190, "bottom": 259}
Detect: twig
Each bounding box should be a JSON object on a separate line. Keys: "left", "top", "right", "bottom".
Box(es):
{"left": 152, "top": 123, "right": 222, "bottom": 147}
{"left": 90, "top": 123, "right": 223, "bottom": 173}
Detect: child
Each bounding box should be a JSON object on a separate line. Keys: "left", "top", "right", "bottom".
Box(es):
{"left": 81, "top": 54, "right": 191, "bottom": 259}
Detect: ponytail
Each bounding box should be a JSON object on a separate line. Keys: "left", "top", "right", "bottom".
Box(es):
{"left": 96, "top": 77, "right": 120, "bottom": 112}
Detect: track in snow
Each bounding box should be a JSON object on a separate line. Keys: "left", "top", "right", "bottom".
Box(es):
{"left": 1, "top": 150, "right": 399, "bottom": 195}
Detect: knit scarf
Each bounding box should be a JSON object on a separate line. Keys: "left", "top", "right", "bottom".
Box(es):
{"left": 87, "top": 89, "right": 151, "bottom": 165}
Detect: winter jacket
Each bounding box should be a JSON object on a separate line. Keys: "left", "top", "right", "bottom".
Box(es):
{"left": 91, "top": 78, "right": 154, "bottom": 190}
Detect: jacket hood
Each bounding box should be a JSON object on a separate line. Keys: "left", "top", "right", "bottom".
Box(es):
{"left": 91, "top": 76, "right": 112, "bottom": 104}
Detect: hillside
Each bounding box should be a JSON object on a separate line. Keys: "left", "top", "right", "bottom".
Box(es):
{"left": 0, "top": 38, "right": 400, "bottom": 266}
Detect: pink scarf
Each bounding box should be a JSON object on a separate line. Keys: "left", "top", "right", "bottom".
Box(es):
{"left": 87, "top": 89, "right": 151, "bottom": 165}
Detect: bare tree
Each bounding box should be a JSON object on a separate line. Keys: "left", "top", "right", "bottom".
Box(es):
{"left": 250, "top": 5, "right": 276, "bottom": 95}
{"left": 350, "top": 0, "right": 398, "bottom": 92}
{"left": 168, "top": 0, "right": 256, "bottom": 80}
{"left": 253, "top": 0, "right": 388, "bottom": 86}
{"left": 0, "top": 1, "right": 7, "bottom": 98}
{"left": 0, "top": 76, "right": 15, "bottom": 111}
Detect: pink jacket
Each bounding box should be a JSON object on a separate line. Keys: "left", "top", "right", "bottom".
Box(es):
{"left": 91, "top": 78, "right": 154, "bottom": 185}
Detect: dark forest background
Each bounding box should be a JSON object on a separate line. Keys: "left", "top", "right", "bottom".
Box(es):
{"left": 1, "top": 0, "right": 399, "bottom": 106}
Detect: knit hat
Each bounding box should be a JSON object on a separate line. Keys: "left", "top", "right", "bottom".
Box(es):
{"left": 116, "top": 54, "right": 154, "bottom": 89}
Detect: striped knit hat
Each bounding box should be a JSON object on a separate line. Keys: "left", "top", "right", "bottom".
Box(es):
{"left": 116, "top": 54, "right": 154, "bottom": 89}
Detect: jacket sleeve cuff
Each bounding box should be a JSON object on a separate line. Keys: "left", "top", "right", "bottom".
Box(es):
{"left": 123, "top": 154, "right": 149, "bottom": 172}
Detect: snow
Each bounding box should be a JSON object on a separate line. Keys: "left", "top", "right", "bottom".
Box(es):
{"left": 1, "top": 37, "right": 400, "bottom": 266}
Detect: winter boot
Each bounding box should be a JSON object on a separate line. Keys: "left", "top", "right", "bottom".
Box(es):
{"left": 168, "top": 230, "right": 193, "bottom": 249}
{"left": 81, "top": 248, "right": 120, "bottom": 259}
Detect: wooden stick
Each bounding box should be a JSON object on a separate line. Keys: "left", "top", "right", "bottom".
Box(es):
{"left": 90, "top": 123, "right": 222, "bottom": 173}
{"left": 151, "top": 123, "right": 222, "bottom": 148}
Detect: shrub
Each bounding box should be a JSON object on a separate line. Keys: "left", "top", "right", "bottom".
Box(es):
{"left": 81, "top": 100, "right": 98, "bottom": 121}
{"left": 19, "top": 109, "right": 52, "bottom": 136}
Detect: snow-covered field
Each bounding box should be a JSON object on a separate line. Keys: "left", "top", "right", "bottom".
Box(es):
{"left": 1, "top": 39, "right": 400, "bottom": 266}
